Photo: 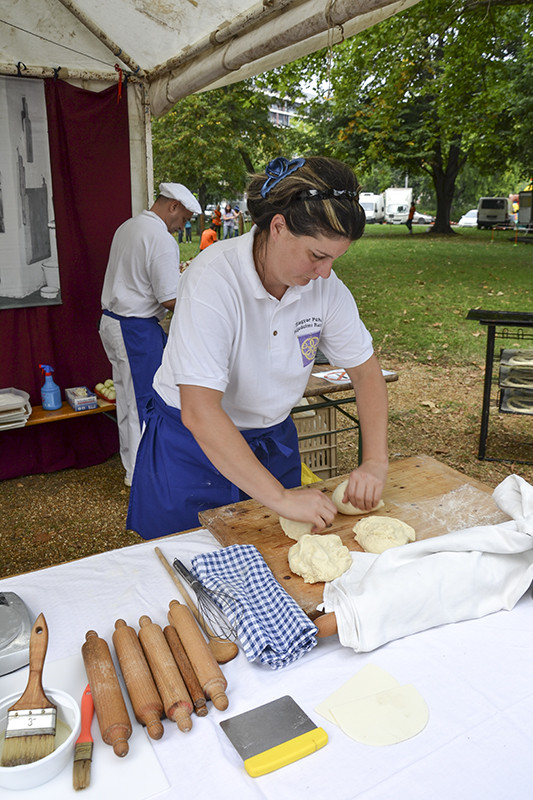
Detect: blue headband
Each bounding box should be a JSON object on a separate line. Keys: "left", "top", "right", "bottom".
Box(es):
{"left": 261, "top": 157, "right": 306, "bottom": 198}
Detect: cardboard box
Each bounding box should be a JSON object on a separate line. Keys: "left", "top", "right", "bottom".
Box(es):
{"left": 65, "top": 386, "right": 98, "bottom": 412}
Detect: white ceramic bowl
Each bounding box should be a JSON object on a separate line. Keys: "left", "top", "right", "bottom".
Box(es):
{"left": 0, "top": 688, "right": 81, "bottom": 790}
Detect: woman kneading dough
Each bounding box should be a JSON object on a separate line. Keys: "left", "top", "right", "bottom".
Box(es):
{"left": 127, "top": 156, "right": 388, "bottom": 539}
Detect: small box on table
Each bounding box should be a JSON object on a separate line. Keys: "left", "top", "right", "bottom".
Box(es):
{"left": 65, "top": 386, "right": 98, "bottom": 411}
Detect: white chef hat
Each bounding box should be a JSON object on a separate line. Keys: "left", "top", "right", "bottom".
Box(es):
{"left": 158, "top": 183, "right": 202, "bottom": 214}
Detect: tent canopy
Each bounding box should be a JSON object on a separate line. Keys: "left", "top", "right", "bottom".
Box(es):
{"left": 2, "top": 0, "right": 420, "bottom": 116}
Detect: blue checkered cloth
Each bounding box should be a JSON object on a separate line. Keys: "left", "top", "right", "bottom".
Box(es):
{"left": 191, "top": 545, "right": 318, "bottom": 669}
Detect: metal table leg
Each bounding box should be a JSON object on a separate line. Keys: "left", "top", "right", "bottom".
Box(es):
{"left": 478, "top": 324, "right": 496, "bottom": 460}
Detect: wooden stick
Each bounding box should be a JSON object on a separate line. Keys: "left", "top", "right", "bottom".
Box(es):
{"left": 163, "top": 625, "right": 208, "bottom": 717}
{"left": 168, "top": 600, "right": 228, "bottom": 711}
{"left": 154, "top": 546, "right": 238, "bottom": 664}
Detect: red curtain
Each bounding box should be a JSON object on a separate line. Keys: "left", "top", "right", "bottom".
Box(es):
{"left": 0, "top": 79, "right": 132, "bottom": 480}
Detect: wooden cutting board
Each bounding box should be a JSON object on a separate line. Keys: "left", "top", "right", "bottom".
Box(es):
{"left": 198, "top": 455, "right": 510, "bottom": 618}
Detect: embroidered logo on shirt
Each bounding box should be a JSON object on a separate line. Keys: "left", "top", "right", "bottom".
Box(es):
{"left": 298, "top": 331, "right": 320, "bottom": 366}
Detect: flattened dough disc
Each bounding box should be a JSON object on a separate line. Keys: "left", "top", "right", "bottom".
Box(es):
{"left": 330, "top": 684, "right": 429, "bottom": 746}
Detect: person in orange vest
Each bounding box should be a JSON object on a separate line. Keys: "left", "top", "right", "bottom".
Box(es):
{"left": 212, "top": 204, "right": 222, "bottom": 239}
{"left": 406, "top": 201, "right": 416, "bottom": 234}
{"left": 200, "top": 224, "right": 218, "bottom": 250}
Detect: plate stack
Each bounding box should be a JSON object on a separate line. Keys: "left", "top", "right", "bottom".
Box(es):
{"left": 0, "top": 388, "right": 32, "bottom": 431}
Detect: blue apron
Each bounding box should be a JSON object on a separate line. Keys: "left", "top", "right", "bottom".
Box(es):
{"left": 102, "top": 310, "right": 167, "bottom": 427}
{"left": 127, "top": 393, "right": 302, "bottom": 539}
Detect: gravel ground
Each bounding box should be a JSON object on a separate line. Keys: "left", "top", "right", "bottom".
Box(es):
{"left": 1, "top": 359, "right": 532, "bottom": 579}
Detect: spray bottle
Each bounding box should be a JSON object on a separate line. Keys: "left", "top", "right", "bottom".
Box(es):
{"left": 39, "top": 364, "right": 62, "bottom": 410}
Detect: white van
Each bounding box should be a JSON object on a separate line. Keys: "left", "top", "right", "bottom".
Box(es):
{"left": 360, "top": 192, "right": 385, "bottom": 224}
{"left": 477, "top": 197, "right": 512, "bottom": 229}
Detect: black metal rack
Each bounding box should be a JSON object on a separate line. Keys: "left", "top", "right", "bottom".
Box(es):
{"left": 466, "top": 309, "right": 533, "bottom": 463}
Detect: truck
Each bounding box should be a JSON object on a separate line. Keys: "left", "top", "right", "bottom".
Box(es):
{"left": 518, "top": 191, "right": 532, "bottom": 228}
{"left": 359, "top": 192, "right": 385, "bottom": 224}
{"left": 384, "top": 187, "right": 413, "bottom": 224}
{"left": 477, "top": 197, "right": 512, "bottom": 229}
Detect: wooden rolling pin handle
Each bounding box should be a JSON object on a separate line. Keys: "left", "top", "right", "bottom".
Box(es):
{"left": 167, "top": 601, "right": 228, "bottom": 712}
{"left": 138, "top": 616, "right": 193, "bottom": 733}
{"left": 203, "top": 677, "right": 229, "bottom": 712}
{"left": 112, "top": 619, "right": 165, "bottom": 740}
{"left": 166, "top": 702, "right": 193, "bottom": 732}
{"left": 82, "top": 630, "right": 132, "bottom": 757}
{"left": 163, "top": 625, "right": 208, "bottom": 717}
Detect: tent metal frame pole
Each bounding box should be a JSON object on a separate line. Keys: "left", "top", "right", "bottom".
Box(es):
{"left": 0, "top": 63, "right": 141, "bottom": 82}
{"left": 147, "top": 0, "right": 400, "bottom": 81}
{"left": 146, "top": 0, "right": 294, "bottom": 80}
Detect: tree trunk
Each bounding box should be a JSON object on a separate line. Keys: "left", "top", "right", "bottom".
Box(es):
{"left": 198, "top": 183, "right": 208, "bottom": 232}
{"left": 239, "top": 149, "right": 255, "bottom": 175}
{"left": 429, "top": 141, "right": 464, "bottom": 234}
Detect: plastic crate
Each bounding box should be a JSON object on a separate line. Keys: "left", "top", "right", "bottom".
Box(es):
{"left": 292, "top": 402, "right": 337, "bottom": 480}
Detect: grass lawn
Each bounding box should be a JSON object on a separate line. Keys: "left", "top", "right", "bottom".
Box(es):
{"left": 179, "top": 224, "right": 531, "bottom": 368}
{"left": 335, "top": 225, "right": 532, "bottom": 367}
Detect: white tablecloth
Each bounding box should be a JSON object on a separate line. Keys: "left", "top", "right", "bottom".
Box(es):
{"left": 1, "top": 530, "right": 533, "bottom": 800}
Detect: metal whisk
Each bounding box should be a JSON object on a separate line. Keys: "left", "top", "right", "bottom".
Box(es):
{"left": 172, "top": 558, "right": 239, "bottom": 641}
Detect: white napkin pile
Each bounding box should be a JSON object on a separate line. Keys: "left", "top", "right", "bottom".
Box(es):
{"left": 322, "top": 474, "right": 533, "bottom": 652}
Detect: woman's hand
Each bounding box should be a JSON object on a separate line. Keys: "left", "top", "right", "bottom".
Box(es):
{"left": 276, "top": 487, "right": 337, "bottom": 533}
{"left": 181, "top": 386, "right": 336, "bottom": 530}
{"left": 342, "top": 459, "right": 388, "bottom": 511}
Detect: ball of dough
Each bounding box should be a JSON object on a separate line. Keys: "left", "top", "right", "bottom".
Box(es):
{"left": 288, "top": 534, "right": 352, "bottom": 584}
{"left": 332, "top": 480, "right": 385, "bottom": 515}
{"left": 279, "top": 516, "right": 313, "bottom": 540}
{"left": 353, "top": 516, "right": 416, "bottom": 554}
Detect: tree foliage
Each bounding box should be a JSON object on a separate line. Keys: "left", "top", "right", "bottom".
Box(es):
{"left": 267, "top": 0, "right": 533, "bottom": 233}
{"left": 151, "top": 82, "right": 284, "bottom": 211}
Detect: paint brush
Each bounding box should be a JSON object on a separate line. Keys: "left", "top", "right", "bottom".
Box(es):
{"left": 0, "top": 613, "right": 57, "bottom": 767}
{"left": 72, "top": 683, "right": 94, "bottom": 790}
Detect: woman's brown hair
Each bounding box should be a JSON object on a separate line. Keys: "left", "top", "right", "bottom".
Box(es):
{"left": 247, "top": 156, "right": 365, "bottom": 241}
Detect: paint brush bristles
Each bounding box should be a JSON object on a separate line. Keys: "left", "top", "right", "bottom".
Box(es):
{"left": 1, "top": 709, "right": 56, "bottom": 766}
{"left": 72, "top": 740, "right": 93, "bottom": 791}
{"left": 0, "top": 613, "right": 57, "bottom": 767}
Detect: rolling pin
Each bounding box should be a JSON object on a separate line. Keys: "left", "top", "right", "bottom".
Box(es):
{"left": 112, "top": 619, "right": 165, "bottom": 739}
{"left": 167, "top": 600, "right": 228, "bottom": 711}
{"left": 81, "top": 630, "right": 132, "bottom": 757}
{"left": 138, "top": 616, "right": 193, "bottom": 732}
{"left": 163, "top": 625, "right": 208, "bottom": 717}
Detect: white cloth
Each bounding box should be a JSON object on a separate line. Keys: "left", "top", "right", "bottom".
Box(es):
{"left": 98, "top": 314, "right": 140, "bottom": 481}
{"left": 2, "top": 528, "right": 533, "bottom": 799}
{"left": 323, "top": 474, "right": 533, "bottom": 652}
{"left": 154, "top": 228, "right": 373, "bottom": 429}
{"left": 101, "top": 210, "right": 180, "bottom": 319}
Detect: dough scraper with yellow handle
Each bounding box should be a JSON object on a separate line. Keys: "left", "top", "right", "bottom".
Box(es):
{"left": 219, "top": 695, "right": 328, "bottom": 777}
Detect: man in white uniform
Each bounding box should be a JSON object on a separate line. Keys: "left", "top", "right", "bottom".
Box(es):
{"left": 99, "top": 182, "right": 201, "bottom": 486}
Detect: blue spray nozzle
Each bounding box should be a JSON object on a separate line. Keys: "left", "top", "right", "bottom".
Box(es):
{"left": 39, "top": 364, "right": 54, "bottom": 375}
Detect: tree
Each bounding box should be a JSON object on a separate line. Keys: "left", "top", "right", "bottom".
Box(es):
{"left": 508, "top": 27, "right": 533, "bottom": 182}
{"left": 151, "top": 82, "right": 284, "bottom": 212}
{"left": 266, "top": 0, "right": 532, "bottom": 233}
